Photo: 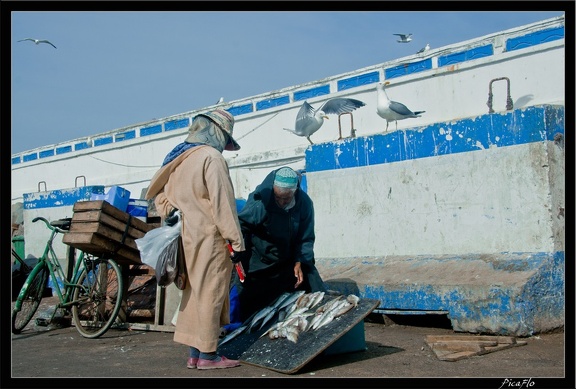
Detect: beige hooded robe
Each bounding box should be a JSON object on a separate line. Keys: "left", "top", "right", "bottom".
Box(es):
{"left": 145, "top": 145, "right": 245, "bottom": 352}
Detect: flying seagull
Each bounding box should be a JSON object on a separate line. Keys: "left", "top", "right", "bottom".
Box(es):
{"left": 393, "top": 33, "right": 412, "bottom": 43}
{"left": 18, "top": 38, "right": 57, "bottom": 49}
{"left": 376, "top": 81, "right": 425, "bottom": 131}
{"left": 417, "top": 43, "right": 430, "bottom": 54}
{"left": 284, "top": 98, "right": 366, "bottom": 144}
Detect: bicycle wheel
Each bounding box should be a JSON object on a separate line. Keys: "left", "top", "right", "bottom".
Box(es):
{"left": 12, "top": 264, "right": 48, "bottom": 334}
{"left": 71, "top": 256, "right": 124, "bottom": 338}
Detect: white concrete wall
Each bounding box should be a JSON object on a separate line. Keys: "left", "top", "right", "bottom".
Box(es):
{"left": 309, "top": 142, "right": 558, "bottom": 257}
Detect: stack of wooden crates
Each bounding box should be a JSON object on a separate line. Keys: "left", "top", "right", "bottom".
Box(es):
{"left": 62, "top": 200, "right": 154, "bottom": 263}
{"left": 63, "top": 200, "right": 171, "bottom": 328}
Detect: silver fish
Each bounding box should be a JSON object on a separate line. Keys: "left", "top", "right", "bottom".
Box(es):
{"left": 309, "top": 291, "right": 325, "bottom": 309}
{"left": 256, "top": 291, "right": 300, "bottom": 331}
{"left": 218, "top": 325, "right": 247, "bottom": 346}
{"left": 314, "top": 310, "right": 336, "bottom": 331}
{"left": 312, "top": 298, "right": 350, "bottom": 331}
{"left": 333, "top": 301, "right": 354, "bottom": 317}
{"left": 258, "top": 306, "right": 279, "bottom": 331}
{"left": 279, "top": 290, "right": 306, "bottom": 313}
{"left": 247, "top": 305, "right": 274, "bottom": 332}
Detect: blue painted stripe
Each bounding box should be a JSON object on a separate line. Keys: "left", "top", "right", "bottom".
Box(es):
{"left": 94, "top": 136, "right": 113, "bottom": 146}
{"left": 385, "top": 59, "right": 433, "bottom": 80}
{"left": 56, "top": 145, "right": 72, "bottom": 155}
{"left": 115, "top": 130, "right": 136, "bottom": 141}
{"left": 506, "top": 26, "right": 564, "bottom": 52}
{"left": 228, "top": 103, "right": 253, "bottom": 116}
{"left": 337, "top": 71, "right": 379, "bottom": 91}
{"left": 39, "top": 149, "right": 54, "bottom": 159}
{"left": 294, "top": 85, "right": 330, "bottom": 101}
{"left": 165, "top": 118, "right": 189, "bottom": 131}
{"left": 23, "top": 153, "right": 38, "bottom": 162}
{"left": 256, "top": 95, "right": 290, "bottom": 111}
{"left": 12, "top": 156, "right": 21, "bottom": 164}
{"left": 140, "top": 124, "right": 162, "bottom": 137}
{"left": 23, "top": 186, "right": 105, "bottom": 209}
{"left": 75, "top": 142, "right": 91, "bottom": 151}
{"left": 306, "top": 105, "right": 564, "bottom": 172}
{"left": 438, "top": 44, "right": 493, "bottom": 67}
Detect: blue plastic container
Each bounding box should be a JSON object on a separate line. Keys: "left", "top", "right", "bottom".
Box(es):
{"left": 127, "top": 199, "right": 148, "bottom": 221}
{"left": 90, "top": 186, "right": 131, "bottom": 212}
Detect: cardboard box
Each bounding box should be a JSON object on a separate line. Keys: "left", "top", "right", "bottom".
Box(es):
{"left": 63, "top": 200, "right": 156, "bottom": 265}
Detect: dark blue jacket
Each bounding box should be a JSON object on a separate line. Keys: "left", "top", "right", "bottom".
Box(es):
{"left": 237, "top": 168, "right": 316, "bottom": 277}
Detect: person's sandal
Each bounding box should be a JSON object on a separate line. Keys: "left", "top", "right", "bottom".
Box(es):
{"left": 196, "top": 356, "right": 240, "bottom": 370}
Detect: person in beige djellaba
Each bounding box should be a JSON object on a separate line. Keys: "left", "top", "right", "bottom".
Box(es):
{"left": 145, "top": 109, "right": 249, "bottom": 370}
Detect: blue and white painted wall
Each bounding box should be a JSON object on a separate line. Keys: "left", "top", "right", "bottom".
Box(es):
{"left": 12, "top": 16, "right": 565, "bottom": 335}
{"left": 308, "top": 105, "right": 565, "bottom": 335}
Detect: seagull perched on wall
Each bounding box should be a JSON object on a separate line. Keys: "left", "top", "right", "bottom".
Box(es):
{"left": 376, "top": 81, "right": 425, "bottom": 131}
{"left": 393, "top": 33, "right": 412, "bottom": 43}
{"left": 283, "top": 98, "right": 366, "bottom": 144}
{"left": 17, "top": 38, "right": 57, "bottom": 49}
{"left": 417, "top": 43, "right": 430, "bottom": 54}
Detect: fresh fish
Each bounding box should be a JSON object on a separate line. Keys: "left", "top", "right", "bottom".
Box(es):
{"left": 256, "top": 291, "right": 301, "bottom": 331}
{"left": 258, "top": 306, "right": 279, "bottom": 331}
{"left": 333, "top": 301, "right": 354, "bottom": 317}
{"left": 294, "top": 293, "right": 310, "bottom": 309}
{"left": 267, "top": 324, "right": 300, "bottom": 343}
{"left": 284, "top": 306, "right": 310, "bottom": 321}
{"left": 285, "top": 326, "right": 300, "bottom": 343}
{"left": 312, "top": 298, "right": 350, "bottom": 331}
{"left": 346, "top": 294, "right": 360, "bottom": 307}
{"left": 271, "top": 292, "right": 293, "bottom": 310}
{"left": 218, "top": 325, "right": 247, "bottom": 346}
{"left": 278, "top": 290, "right": 306, "bottom": 313}
{"left": 314, "top": 310, "right": 337, "bottom": 331}
{"left": 309, "top": 291, "right": 325, "bottom": 309}
{"left": 247, "top": 305, "right": 274, "bottom": 333}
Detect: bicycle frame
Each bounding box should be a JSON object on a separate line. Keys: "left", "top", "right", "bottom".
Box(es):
{"left": 13, "top": 218, "right": 86, "bottom": 312}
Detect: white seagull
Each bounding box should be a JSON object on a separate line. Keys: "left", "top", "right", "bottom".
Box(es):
{"left": 393, "top": 33, "right": 412, "bottom": 43}
{"left": 376, "top": 82, "right": 425, "bottom": 131}
{"left": 284, "top": 98, "right": 366, "bottom": 144}
{"left": 18, "top": 38, "right": 57, "bottom": 49}
{"left": 417, "top": 43, "right": 430, "bottom": 54}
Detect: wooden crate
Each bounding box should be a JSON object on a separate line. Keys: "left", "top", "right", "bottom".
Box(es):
{"left": 62, "top": 200, "right": 156, "bottom": 265}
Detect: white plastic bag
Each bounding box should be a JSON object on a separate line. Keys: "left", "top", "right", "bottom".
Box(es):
{"left": 135, "top": 218, "right": 181, "bottom": 269}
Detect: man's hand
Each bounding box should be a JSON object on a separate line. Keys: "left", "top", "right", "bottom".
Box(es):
{"left": 230, "top": 249, "right": 250, "bottom": 264}
{"left": 294, "top": 262, "right": 303, "bottom": 288}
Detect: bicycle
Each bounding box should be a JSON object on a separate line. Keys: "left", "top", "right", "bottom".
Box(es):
{"left": 11, "top": 216, "right": 124, "bottom": 339}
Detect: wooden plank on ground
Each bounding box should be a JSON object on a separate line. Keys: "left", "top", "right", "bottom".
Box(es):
{"left": 426, "top": 334, "right": 528, "bottom": 362}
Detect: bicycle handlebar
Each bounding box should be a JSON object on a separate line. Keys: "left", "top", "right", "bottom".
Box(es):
{"left": 32, "top": 216, "right": 70, "bottom": 234}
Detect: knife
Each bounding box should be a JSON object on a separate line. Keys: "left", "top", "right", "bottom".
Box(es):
{"left": 226, "top": 241, "right": 246, "bottom": 283}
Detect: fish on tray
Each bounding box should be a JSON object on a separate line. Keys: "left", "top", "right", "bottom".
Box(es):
{"left": 218, "top": 324, "right": 248, "bottom": 346}
{"left": 247, "top": 290, "right": 306, "bottom": 333}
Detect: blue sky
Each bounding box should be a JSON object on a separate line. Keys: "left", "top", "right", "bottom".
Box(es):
{"left": 9, "top": 8, "right": 566, "bottom": 154}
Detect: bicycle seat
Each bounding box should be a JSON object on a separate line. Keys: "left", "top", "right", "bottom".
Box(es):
{"left": 50, "top": 218, "right": 72, "bottom": 231}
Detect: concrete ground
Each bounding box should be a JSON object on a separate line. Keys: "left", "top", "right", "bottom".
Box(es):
{"left": 7, "top": 297, "right": 572, "bottom": 388}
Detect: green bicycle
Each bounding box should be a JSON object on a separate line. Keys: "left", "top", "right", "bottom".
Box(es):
{"left": 11, "top": 216, "right": 124, "bottom": 339}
